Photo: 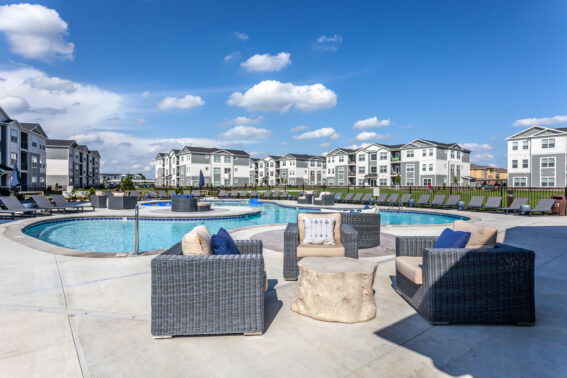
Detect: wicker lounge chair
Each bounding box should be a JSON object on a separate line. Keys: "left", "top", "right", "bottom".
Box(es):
{"left": 296, "top": 191, "right": 311, "bottom": 204}
{"left": 430, "top": 194, "right": 446, "bottom": 208}
{"left": 398, "top": 193, "right": 412, "bottom": 207}
{"left": 342, "top": 212, "right": 381, "bottom": 249}
{"left": 0, "top": 196, "right": 40, "bottom": 218}
{"left": 350, "top": 193, "right": 363, "bottom": 203}
{"left": 374, "top": 193, "right": 387, "bottom": 204}
{"left": 523, "top": 198, "right": 556, "bottom": 216}
{"left": 415, "top": 194, "right": 431, "bottom": 207}
{"left": 341, "top": 192, "right": 354, "bottom": 203}
{"left": 466, "top": 196, "right": 485, "bottom": 210}
{"left": 500, "top": 198, "right": 528, "bottom": 213}
{"left": 284, "top": 213, "right": 358, "bottom": 280}
{"left": 482, "top": 196, "right": 502, "bottom": 212}
{"left": 313, "top": 192, "right": 335, "bottom": 206}
{"left": 386, "top": 193, "right": 399, "bottom": 207}
{"left": 51, "top": 195, "right": 95, "bottom": 212}
{"left": 395, "top": 235, "right": 535, "bottom": 324}
{"left": 438, "top": 195, "right": 460, "bottom": 208}
{"left": 32, "top": 195, "right": 68, "bottom": 213}
{"left": 151, "top": 240, "right": 265, "bottom": 337}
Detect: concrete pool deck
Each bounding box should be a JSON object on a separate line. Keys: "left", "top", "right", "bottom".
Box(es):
{"left": 1, "top": 203, "right": 566, "bottom": 377}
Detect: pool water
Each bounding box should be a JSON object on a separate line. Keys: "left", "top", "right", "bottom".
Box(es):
{"left": 24, "top": 202, "right": 467, "bottom": 253}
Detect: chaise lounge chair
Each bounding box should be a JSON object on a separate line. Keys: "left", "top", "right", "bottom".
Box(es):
{"left": 32, "top": 195, "right": 68, "bottom": 213}
{"left": 398, "top": 193, "right": 412, "bottom": 207}
{"left": 51, "top": 195, "right": 95, "bottom": 212}
{"left": 500, "top": 198, "right": 528, "bottom": 214}
{"left": 438, "top": 195, "right": 460, "bottom": 209}
{"left": 430, "top": 194, "right": 446, "bottom": 208}
{"left": 248, "top": 190, "right": 258, "bottom": 199}
{"left": 279, "top": 190, "right": 289, "bottom": 200}
{"left": 341, "top": 192, "right": 354, "bottom": 203}
{"left": 415, "top": 194, "right": 431, "bottom": 207}
{"left": 260, "top": 190, "right": 271, "bottom": 199}
{"left": 360, "top": 193, "right": 373, "bottom": 204}
{"left": 374, "top": 193, "right": 387, "bottom": 205}
{"left": 466, "top": 196, "right": 485, "bottom": 210}
{"left": 157, "top": 190, "right": 169, "bottom": 199}
{"left": 522, "top": 198, "right": 556, "bottom": 216}
{"left": 192, "top": 190, "right": 202, "bottom": 198}
{"left": 350, "top": 193, "right": 363, "bottom": 203}
{"left": 482, "top": 196, "right": 502, "bottom": 212}
{"left": 386, "top": 193, "right": 399, "bottom": 207}
{"left": 0, "top": 196, "right": 41, "bottom": 218}
{"left": 334, "top": 192, "right": 342, "bottom": 202}
{"left": 230, "top": 190, "right": 240, "bottom": 198}
{"left": 270, "top": 191, "right": 280, "bottom": 199}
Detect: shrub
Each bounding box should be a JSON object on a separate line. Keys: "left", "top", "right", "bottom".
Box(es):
{"left": 120, "top": 175, "right": 135, "bottom": 191}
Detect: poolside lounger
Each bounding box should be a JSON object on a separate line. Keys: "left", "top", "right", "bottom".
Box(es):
{"left": 0, "top": 196, "right": 40, "bottom": 218}
{"left": 482, "top": 196, "right": 502, "bottom": 212}
{"left": 183, "top": 190, "right": 192, "bottom": 195}
{"left": 341, "top": 192, "right": 354, "bottom": 203}
{"left": 415, "top": 194, "right": 431, "bottom": 207}
{"left": 249, "top": 190, "right": 258, "bottom": 198}
{"left": 147, "top": 191, "right": 158, "bottom": 199}
{"left": 466, "top": 196, "right": 485, "bottom": 210}
{"left": 129, "top": 190, "right": 139, "bottom": 199}
{"left": 260, "top": 190, "right": 271, "bottom": 199}
{"left": 168, "top": 190, "right": 177, "bottom": 198}
{"left": 279, "top": 190, "right": 289, "bottom": 199}
{"left": 240, "top": 190, "right": 249, "bottom": 198}
{"left": 360, "top": 193, "right": 373, "bottom": 204}
{"left": 230, "top": 190, "right": 240, "bottom": 198}
{"left": 374, "top": 193, "right": 387, "bottom": 204}
{"left": 51, "top": 195, "right": 95, "bottom": 212}
{"left": 32, "top": 195, "right": 68, "bottom": 213}
{"left": 157, "top": 190, "right": 169, "bottom": 199}
{"left": 270, "top": 191, "right": 280, "bottom": 199}
{"left": 500, "top": 198, "right": 529, "bottom": 214}
{"left": 387, "top": 193, "right": 399, "bottom": 206}
{"left": 217, "top": 190, "right": 227, "bottom": 198}
{"left": 350, "top": 193, "right": 363, "bottom": 203}
{"left": 334, "top": 192, "right": 342, "bottom": 202}
{"left": 523, "top": 198, "right": 556, "bottom": 216}
{"left": 192, "top": 190, "right": 202, "bottom": 198}
{"left": 438, "top": 195, "right": 461, "bottom": 208}
{"left": 430, "top": 194, "right": 446, "bottom": 208}
{"left": 398, "top": 193, "right": 412, "bottom": 206}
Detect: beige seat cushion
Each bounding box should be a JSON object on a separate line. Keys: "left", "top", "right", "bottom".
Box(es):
{"left": 395, "top": 256, "right": 423, "bottom": 285}
{"left": 297, "top": 243, "right": 345, "bottom": 257}
{"left": 181, "top": 225, "right": 212, "bottom": 255}
{"left": 453, "top": 220, "right": 497, "bottom": 249}
{"left": 298, "top": 213, "right": 341, "bottom": 244}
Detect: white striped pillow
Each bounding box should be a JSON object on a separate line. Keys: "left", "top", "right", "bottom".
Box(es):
{"left": 302, "top": 217, "right": 335, "bottom": 245}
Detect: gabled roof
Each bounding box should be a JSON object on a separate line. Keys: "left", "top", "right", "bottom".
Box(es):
{"left": 47, "top": 139, "right": 77, "bottom": 148}
{"left": 154, "top": 152, "right": 167, "bottom": 159}
{"left": 280, "top": 153, "right": 322, "bottom": 160}
{"left": 401, "top": 139, "right": 470, "bottom": 152}
{"left": 506, "top": 125, "right": 567, "bottom": 140}
{"left": 178, "top": 146, "right": 250, "bottom": 157}
{"left": 326, "top": 148, "right": 357, "bottom": 157}
{"left": 89, "top": 150, "right": 100, "bottom": 158}
{"left": 0, "top": 107, "right": 13, "bottom": 123}
{"left": 20, "top": 123, "right": 48, "bottom": 138}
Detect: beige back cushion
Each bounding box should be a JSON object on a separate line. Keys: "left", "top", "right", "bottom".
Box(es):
{"left": 298, "top": 213, "right": 341, "bottom": 244}
{"left": 182, "top": 225, "right": 212, "bottom": 255}
{"left": 453, "top": 220, "right": 497, "bottom": 249}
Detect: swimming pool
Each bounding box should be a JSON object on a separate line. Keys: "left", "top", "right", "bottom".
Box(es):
{"left": 23, "top": 202, "right": 468, "bottom": 253}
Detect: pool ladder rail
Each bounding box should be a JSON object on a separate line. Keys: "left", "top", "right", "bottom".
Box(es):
{"left": 134, "top": 204, "right": 139, "bottom": 255}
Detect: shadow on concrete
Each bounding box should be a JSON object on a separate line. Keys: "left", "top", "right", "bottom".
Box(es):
{"left": 503, "top": 226, "right": 567, "bottom": 267}
{"left": 264, "top": 279, "right": 283, "bottom": 332}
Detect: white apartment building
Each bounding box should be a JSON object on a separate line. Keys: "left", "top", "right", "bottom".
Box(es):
{"left": 0, "top": 108, "right": 48, "bottom": 190}
{"left": 46, "top": 140, "right": 101, "bottom": 188}
{"left": 154, "top": 147, "right": 251, "bottom": 187}
{"left": 507, "top": 126, "right": 567, "bottom": 187}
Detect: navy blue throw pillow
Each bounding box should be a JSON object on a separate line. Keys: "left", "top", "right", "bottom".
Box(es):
{"left": 211, "top": 227, "right": 239, "bottom": 255}
{"left": 433, "top": 228, "right": 471, "bottom": 249}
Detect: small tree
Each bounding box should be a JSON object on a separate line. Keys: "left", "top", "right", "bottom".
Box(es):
{"left": 88, "top": 187, "right": 96, "bottom": 199}
{"left": 55, "top": 183, "right": 59, "bottom": 192}
{"left": 395, "top": 175, "right": 401, "bottom": 186}
{"left": 453, "top": 176, "right": 459, "bottom": 186}
{"left": 120, "top": 175, "right": 135, "bottom": 191}
{"left": 137, "top": 172, "right": 146, "bottom": 180}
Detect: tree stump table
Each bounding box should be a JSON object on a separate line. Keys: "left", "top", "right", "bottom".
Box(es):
{"left": 291, "top": 257, "right": 378, "bottom": 323}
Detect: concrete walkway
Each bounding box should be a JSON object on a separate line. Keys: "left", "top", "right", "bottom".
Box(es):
{"left": 1, "top": 207, "right": 566, "bottom": 377}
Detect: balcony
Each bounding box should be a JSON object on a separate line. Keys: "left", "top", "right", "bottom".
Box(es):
{"left": 391, "top": 156, "right": 400, "bottom": 162}
{"left": 348, "top": 161, "right": 356, "bottom": 165}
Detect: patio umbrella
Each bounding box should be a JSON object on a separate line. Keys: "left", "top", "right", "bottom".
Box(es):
{"left": 199, "top": 170, "right": 205, "bottom": 188}
{"left": 10, "top": 164, "right": 21, "bottom": 189}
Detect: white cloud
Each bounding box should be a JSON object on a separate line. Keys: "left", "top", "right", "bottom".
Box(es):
{"left": 513, "top": 115, "right": 567, "bottom": 127}
{"left": 345, "top": 143, "right": 371, "bottom": 150}
{"left": 0, "top": 67, "right": 123, "bottom": 135}
{"left": 224, "top": 115, "right": 263, "bottom": 126}
{"left": 353, "top": 116, "right": 390, "bottom": 129}
{"left": 219, "top": 126, "right": 272, "bottom": 140}
{"left": 462, "top": 143, "right": 495, "bottom": 163}
{"left": 462, "top": 143, "right": 493, "bottom": 151}
{"left": 234, "top": 31, "right": 249, "bottom": 41}
{"left": 279, "top": 141, "right": 288, "bottom": 146}
{"left": 356, "top": 131, "right": 390, "bottom": 141}
{"left": 241, "top": 52, "right": 291, "bottom": 72}
{"left": 157, "top": 94, "right": 205, "bottom": 110}
{"left": 314, "top": 34, "right": 343, "bottom": 52}
{"left": 293, "top": 127, "right": 339, "bottom": 140}
{"left": 141, "top": 91, "right": 150, "bottom": 98}
{"left": 224, "top": 51, "right": 240, "bottom": 61}
{"left": 228, "top": 80, "right": 337, "bottom": 112}
{"left": 291, "top": 125, "right": 309, "bottom": 132}
{"left": 319, "top": 142, "right": 330, "bottom": 147}
{"left": 0, "top": 3, "right": 74, "bottom": 61}
{"left": 0, "top": 95, "right": 30, "bottom": 113}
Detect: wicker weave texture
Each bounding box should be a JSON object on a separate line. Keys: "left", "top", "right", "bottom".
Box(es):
{"left": 341, "top": 213, "right": 381, "bottom": 248}
{"left": 151, "top": 240, "right": 265, "bottom": 336}
{"left": 395, "top": 236, "right": 535, "bottom": 325}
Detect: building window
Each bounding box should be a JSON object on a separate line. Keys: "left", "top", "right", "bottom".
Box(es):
{"left": 457, "top": 151, "right": 461, "bottom": 159}
{"left": 541, "top": 158, "right": 555, "bottom": 168}
{"left": 541, "top": 177, "right": 555, "bottom": 187}
{"left": 370, "top": 166, "right": 377, "bottom": 174}
{"left": 379, "top": 152, "right": 387, "bottom": 160}
{"left": 422, "top": 164, "right": 426, "bottom": 172}
{"left": 512, "top": 160, "right": 518, "bottom": 169}
{"left": 522, "top": 159, "right": 528, "bottom": 169}
{"left": 522, "top": 140, "right": 528, "bottom": 150}
{"left": 406, "top": 178, "right": 415, "bottom": 186}
{"left": 542, "top": 138, "right": 555, "bottom": 148}
{"left": 406, "top": 150, "right": 414, "bottom": 158}
{"left": 513, "top": 177, "right": 527, "bottom": 187}
{"left": 429, "top": 149, "right": 433, "bottom": 156}
{"left": 31, "top": 156, "right": 38, "bottom": 168}
{"left": 512, "top": 141, "right": 518, "bottom": 151}
{"left": 379, "top": 179, "right": 388, "bottom": 185}
{"left": 214, "top": 155, "right": 220, "bottom": 163}
{"left": 421, "top": 149, "right": 426, "bottom": 157}
{"left": 379, "top": 165, "right": 387, "bottom": 173}
{"left": 224, "top": 156, "right": 231, "bottom": 163}
{"left": 370, "top": 153, "right": 377, "bottom": 161}
{"left": 450, "top": 150, "right": 455, "bottom": 158}
{"left": 423, "top": 178, "right": 432, "bottom": 186}
{"left": 32, "top": 137, "right": 38, "bottom": 147}
{"left": 406, "top": 164, "right": 415, "bottom": 173}
{"left": 10, "top": 152, "right": 17, "bottom": 165}
{"left": 310, "top": 161, "right": 315, "bottom": 167}
{"left": 429, "top": 164, "right": 433, "bottom": 171}
{"left": 358, "top": 154, "right": 365, "bottom": 162}
{"left": 358, "top": 167, "right": 365, "bottom": 174}
{"left": 10, "top": 129, "right": 18, "bottom": 143}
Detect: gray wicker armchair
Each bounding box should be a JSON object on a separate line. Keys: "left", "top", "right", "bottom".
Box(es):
{"left": 151, "top": 240, "right": 265, "bottom": 337}
{"left": 313, "top": 193, "right": 335, "bottom": 206}
{"left": 284, "top": 213, "right": 358, "bottom": 280}
{"left": 341, "top": 212, "right": 381, "bottom": 248}
{"left": 395, "top": 236, "right": 535, "bottom": 325}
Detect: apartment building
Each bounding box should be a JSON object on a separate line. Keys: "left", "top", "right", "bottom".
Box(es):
{"left": 46, "top": 140, "right": 101, "bottom": 188}
{"left": 0, "top": 107, "right": 48, "bottom": 190}
{"left": 507, "top": 126, "right": 566, "bottom": 187}
{"left": 325, "top": 139, "right": 470, "bottom": 187}
{"left": 470, "top": 164, "right": 507, "bottom": 185}
{"left": 154, "top": 147, "right": 251, "bottom": 187}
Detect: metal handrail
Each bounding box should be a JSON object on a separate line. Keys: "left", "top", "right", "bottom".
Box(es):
{"left": 134, "top": 204, "right": 139, "bottom": 255}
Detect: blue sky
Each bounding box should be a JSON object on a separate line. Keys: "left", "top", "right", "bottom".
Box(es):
{"left": 0, "top": 0, "right": 566, "bottom": 176}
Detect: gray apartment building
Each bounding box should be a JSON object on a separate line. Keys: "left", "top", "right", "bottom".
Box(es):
{"left": 0, "top": 107, "right": 48, "bottom": 191}
{"left": 46, "top": 140, "right": 101, "bottom": 188}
